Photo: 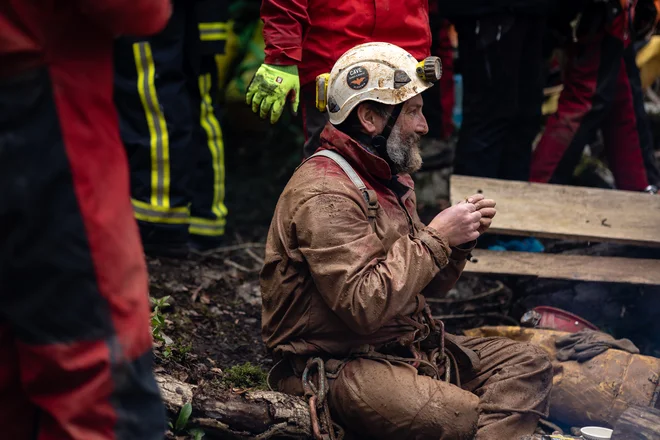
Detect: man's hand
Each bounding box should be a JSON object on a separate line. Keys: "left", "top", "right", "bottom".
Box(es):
{"left": 245, "top": 64, "right": 300, "bottom": 124}
{"left": 428, "top": 194, "right": 496, "bottom": 246}
{"left": 472, "top": 195, "right": 496, "bottom": 234}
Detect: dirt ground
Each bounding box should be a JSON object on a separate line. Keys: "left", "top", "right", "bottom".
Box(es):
{"left": 149, "top": 247, "right": 270, "bottom": 385}
{"left": 148, "top": 105, "right": 298, "bottom": 388}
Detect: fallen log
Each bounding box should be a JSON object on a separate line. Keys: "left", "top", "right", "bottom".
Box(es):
{"left": 156, "top": 373, "right": 312, "bottom": 439}
{"left": 611, "top": 405, "right": 660, "bottom": 439}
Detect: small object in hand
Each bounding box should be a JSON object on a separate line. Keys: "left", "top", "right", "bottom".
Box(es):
{"left": 580, "top": 426, "right": 613, "bottom": 440}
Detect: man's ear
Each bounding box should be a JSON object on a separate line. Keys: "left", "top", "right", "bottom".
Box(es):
{"left": 357, "top": 103, "right": 384, "bottom": 136}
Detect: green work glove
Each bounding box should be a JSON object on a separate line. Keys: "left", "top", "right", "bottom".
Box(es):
{"left": 245, "top": 64, "right": 300, "bottom": 124}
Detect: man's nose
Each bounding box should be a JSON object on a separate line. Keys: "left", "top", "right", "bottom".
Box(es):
{"left": 417, "top": 115, "right": 429, "bottom": 136}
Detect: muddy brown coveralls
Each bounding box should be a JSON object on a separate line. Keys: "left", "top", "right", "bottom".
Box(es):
{"left": 260, "top": 124, "right": 552, "bottom": 440}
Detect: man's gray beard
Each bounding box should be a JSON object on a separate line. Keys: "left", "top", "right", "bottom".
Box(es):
{"left": 386, "top": 124, "right": 423, "bottom": 175}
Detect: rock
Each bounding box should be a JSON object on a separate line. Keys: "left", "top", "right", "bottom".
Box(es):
{"left": 237, "top": 281, "right": 261, "bottom": 307}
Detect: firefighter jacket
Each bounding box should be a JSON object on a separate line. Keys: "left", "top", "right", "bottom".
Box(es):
{"left": 0, "top": 1, "right": 171, "bottom": 79}
{"left": 260, "top": 0, "right": 432, "bottom": 86}
{"left": 260, "top": 124, "right": 473, "bottom": 359}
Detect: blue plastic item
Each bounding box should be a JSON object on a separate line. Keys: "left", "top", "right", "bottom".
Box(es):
{"left": 487, "top": 237, "right": 545, "bottom": 253}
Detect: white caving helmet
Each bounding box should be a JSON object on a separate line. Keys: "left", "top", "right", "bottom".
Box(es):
{"left": 315, "top": 42, "right": 442, "bottom": 125}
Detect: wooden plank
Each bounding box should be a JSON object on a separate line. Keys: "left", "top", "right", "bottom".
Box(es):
{"left": 463, "top": 250, "right": 660, "bottom": 285}
{"left": 450, "top": 175, "right": 660, "bottom": 247}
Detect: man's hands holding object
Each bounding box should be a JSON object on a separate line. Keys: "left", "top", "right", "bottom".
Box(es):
{"left": 429, "top": 194, "right": 496, "bottom": 247}
{"left": 245, "top": 64, "right": 300, "bottom": 124}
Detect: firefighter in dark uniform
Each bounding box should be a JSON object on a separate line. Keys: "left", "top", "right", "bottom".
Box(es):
{"left": 114, "top": 0, "right": 230, "bottom": 256}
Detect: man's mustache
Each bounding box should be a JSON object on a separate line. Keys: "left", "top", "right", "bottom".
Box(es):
{"left": 408, "top": 133, "right": 421, "bottom": 147}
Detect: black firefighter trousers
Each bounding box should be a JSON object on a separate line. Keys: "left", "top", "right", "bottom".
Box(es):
{"left": 114, "top": 0, "right": 229, "bottom": 251}
{"left": 453, "top": 14, "right": 547, "bottom": 181}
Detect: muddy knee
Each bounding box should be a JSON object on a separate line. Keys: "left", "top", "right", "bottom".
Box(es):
{"left": 521, "top": 343, "right": 553, "bottom": 384}
{"left": 412, "top": 386, "right": 479, "bottom": 440}
{"left": 499, "top": 342, "right": 554, "bottom": 408}
{"left": 499, "top": 339, "right": 553, "bottom": 374}
{"left": 329, "top": 358, "right": 479, "bottom": 440}
{"left": 529, "top": 344, "right": 554, "bottom": 400}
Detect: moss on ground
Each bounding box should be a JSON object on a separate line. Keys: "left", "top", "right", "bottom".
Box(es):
{"left": 222, "top": 362, "right": 268, "bottom": 390}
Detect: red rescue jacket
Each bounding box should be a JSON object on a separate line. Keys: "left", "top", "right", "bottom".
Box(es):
{"left": 261, "top": 0, "right": 432, "bottom": 86}
{"left": 0, "top": 0, "right": 171, "bottom": 79}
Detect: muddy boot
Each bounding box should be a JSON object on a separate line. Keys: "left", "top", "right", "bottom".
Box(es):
{"left": 188, "top": 234, "right": 226, "bottom": 254}
{"left": 138, "top": 222, "right": 190, "bottom": 259}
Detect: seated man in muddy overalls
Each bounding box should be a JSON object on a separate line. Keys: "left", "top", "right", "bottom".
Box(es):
{"left": 259, "top": 42, "right": 552, "bottom": 440}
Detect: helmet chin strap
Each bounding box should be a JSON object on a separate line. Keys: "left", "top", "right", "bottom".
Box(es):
{"left": 371, "top": 103, "right": 403, "bottom": 172}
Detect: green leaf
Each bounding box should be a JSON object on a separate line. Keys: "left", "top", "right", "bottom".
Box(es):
{"left": 189, "top": 428, "right": 205, "bottom": 440}
{"left": 175, "top": 402, "right": 193, "bottom": 432}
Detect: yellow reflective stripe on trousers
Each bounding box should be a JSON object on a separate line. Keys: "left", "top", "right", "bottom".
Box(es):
{"left": 199, "top": 22, "right": 228, "bottom": 41}
{"left": 198, "top": 73, "right": 228, "bottom": 221}
{"left": 133, "top": 42, "right": 171, "bottom": 208}
{"left": 189, "top": 216, "right": 226, "bottom": 236}
{"left": 131, "top": 198, "right": 189, "bottom": 225}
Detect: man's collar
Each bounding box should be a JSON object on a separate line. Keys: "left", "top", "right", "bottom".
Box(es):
{"left": 350, "top": 131, "right": 377, "bottom": 154}
{"left": 318, "top": 123, "right": 393, "bottom": 181}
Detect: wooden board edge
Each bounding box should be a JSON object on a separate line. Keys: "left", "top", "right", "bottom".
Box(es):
{"left": 462, "top": 250, "right": 660, "bottom": 285}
